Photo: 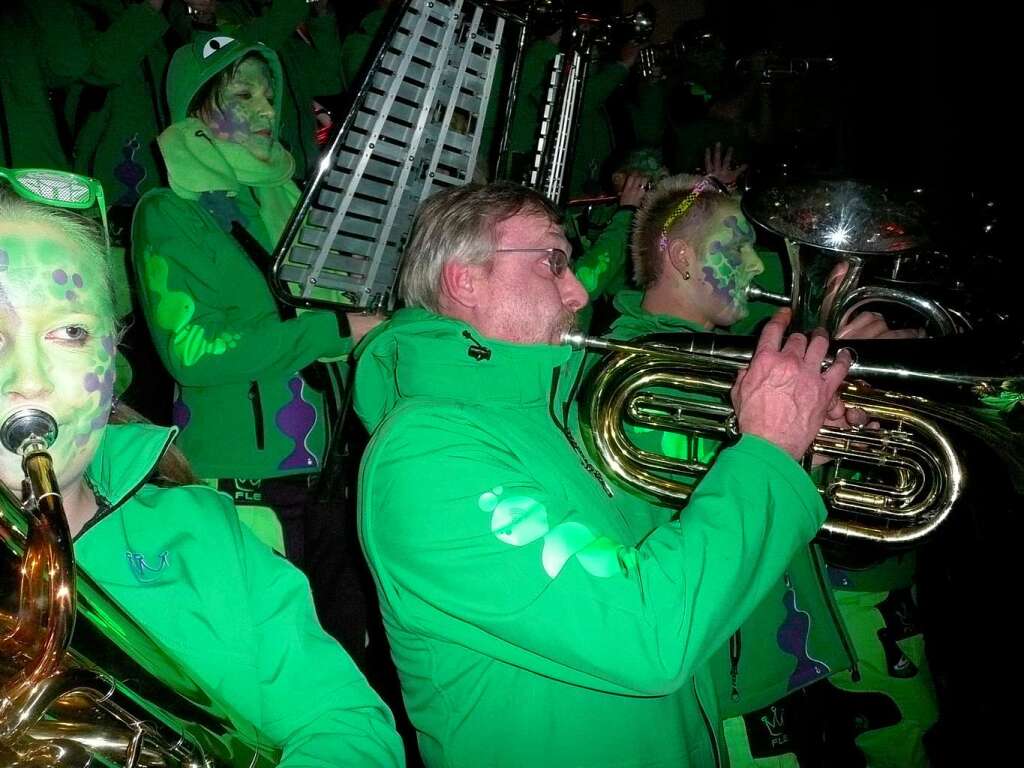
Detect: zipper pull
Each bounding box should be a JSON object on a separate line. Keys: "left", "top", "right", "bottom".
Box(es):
{"left": 729, "top": 630, "right": 742, "bottom": 702}
{"left": 462, "top": 330, "right": 492, "bottom": 361}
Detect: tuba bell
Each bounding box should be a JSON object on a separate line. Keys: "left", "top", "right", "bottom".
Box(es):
{"left": 563, "top": 327, "right": 1024, "bottom": 547}
{"left": 1, "top": 409, "right": 277, "bottom": 767}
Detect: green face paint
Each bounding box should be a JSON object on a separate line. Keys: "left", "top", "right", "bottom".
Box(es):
{"left": 206, "top": 57, "right": 276, "bottom": 161}
{"left": 697, "top": 211, "right": 763, "bottom": 322}
{"left": 0, "top": 225, "right": 117, "bottom": 494}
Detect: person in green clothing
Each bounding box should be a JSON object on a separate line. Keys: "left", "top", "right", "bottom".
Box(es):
{"left": 340, "top": 0, "right": 394, "bottom": 91}
{"left": 132, "top": 34, "right": 378, "bottom": 660}
{"left": 184, "top": 0, "right": 345, "bottom": 181}
{"left": 69, "top": 0, "right": 190, "bottom": 224}
{"left": 0, "top": 188, "right": 405, "bottom": 766}
{"left": 0, "top": 0, "right": 90, "bottom": 170}
{"left": 504, "top": 25, "right": 638, "bottom": 196}
{"left": 353, "top": 181, "right": 858, "bottom": 767}
{"left": 616, "top": 173, "right": 937, "bottom": 766}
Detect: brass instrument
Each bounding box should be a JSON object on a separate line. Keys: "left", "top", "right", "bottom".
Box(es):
{"left": 743, "top": 180, "right": 966, "bottom": 335}
{"left": 1, "top": 409, "right": 277, "bottom": 767}
{"left": 563, "top": 331, "right": 1024, "bottom": 546}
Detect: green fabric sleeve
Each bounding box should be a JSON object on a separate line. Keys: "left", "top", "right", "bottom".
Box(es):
{"left": 236, "top": 523, "right": 404, "bottom": 767}
{"left": 302, "top": 13, "right": 345, "bottom": 96}
{"left": 74, "top": 2, "right": 170, "bottom": 86}
{"left": 363, "top": 413, "right": 826, "bottom": 698}
{"left": 574, "top": 208, "right": 633, "bottom": 298}
{"left": 339, "top": 10, "right": 386, "bottom": 91}
{"left": 30, "top": 0, "right": 91, "bottom": 83}
{"left": 132, "top": 193, "right": 351, "bottom": 387}
{"left": 582, "top": 62, "right": 629, "bottom": 112}
{"left": 236, "top": 0, "right": 307, "bottom": 50}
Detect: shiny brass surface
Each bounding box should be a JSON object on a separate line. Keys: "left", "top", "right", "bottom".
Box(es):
{"left": 564, "top": 331, "right": 1024, "bottom": 546}
{"left": 1, "top": 409, "right": 277, "bottom": 767}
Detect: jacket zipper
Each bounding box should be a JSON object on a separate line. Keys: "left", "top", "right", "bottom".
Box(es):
{"left": 729, "top": 630, "right": 742, "bottom": 702}
{"left": 249, "top": 381, "right": 265, "bottom": 450}
{"left": 693, "top": 676, "right": 722, "bottom": 768}
{"left": 549, "top": 368, "right": 613, "bottom": 497}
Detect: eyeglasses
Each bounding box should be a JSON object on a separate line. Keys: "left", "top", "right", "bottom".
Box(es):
{"left": 0, "top": 167, "right": 109, "bottom": 250}
{"left": 494, "top": 248, "right": 571, "bottom": 278}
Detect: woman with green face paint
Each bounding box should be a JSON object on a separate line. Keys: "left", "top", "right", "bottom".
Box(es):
{"left": 131, "top": 34, "right": 376, "bottom": 660}
{"left": 0, "top": 191, "right": 405, "bottom": 766}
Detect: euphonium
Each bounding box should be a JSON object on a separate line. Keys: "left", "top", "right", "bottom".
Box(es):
{"left": 563, "top": 329, "right": 1024, "bottom": 546}
{"left": 0, "top": 409, "right": 277, "bottom": 767}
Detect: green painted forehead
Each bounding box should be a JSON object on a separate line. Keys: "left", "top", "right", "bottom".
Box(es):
{"left": 0, "top": 228, "right": 113, "bottom": 319}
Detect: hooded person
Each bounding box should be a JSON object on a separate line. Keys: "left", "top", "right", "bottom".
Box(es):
{"left": 131, "top": 33, "right": 372, "bottom": 661}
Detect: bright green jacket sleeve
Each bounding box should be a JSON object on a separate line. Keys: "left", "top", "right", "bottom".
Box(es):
{"left": 132, "top": 191, "right": 350, "bottom": 388}
{"left": 362, "top": 413, "right": 826, "bottom": 697}
{"left": 237, "top": 522, "right": 404, "bottom": 766}
{"left": 574, "top": 207, "right": 633, "bottom": 299}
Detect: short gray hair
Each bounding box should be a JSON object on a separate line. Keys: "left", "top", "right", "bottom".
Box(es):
{"left": 399, "top": 182, "right": 561, "bottom": 311}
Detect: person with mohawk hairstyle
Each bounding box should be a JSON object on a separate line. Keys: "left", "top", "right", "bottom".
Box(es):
{"left": 581, "top": 172, "right": 936, "bottom": 767}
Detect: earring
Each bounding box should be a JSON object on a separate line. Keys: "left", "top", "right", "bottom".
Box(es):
{"left": 683, "top": 270, "right": 691, "bottom": 281}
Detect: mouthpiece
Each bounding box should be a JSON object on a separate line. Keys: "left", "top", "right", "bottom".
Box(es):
{"left": 1, "top": 409, "right": 58, "bottom": 456}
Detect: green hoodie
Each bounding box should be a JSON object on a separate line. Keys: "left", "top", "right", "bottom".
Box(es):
{"left": 599, "top": 291, "right": 855, "bottom": 723}
{"left": 68, "top": 0, "right": 191, "bottom": 211}
{"left": 214, "top": 0, "right": 344, "bottom": 180}
{"left": 0, "top": 0, "right": 89, "bottom": 169}
{"left": 355, "top": 307, "right": 828, "bottom": 768}
{"left": 74, "top": 423, "right": 404, "bottom": 766}
{"left": 132, "top": 34, "right": 349, "bottom": 479}
{"left": 604, "top": 291, "right": 938, "bottom": 766}
{"left": 505, "top": 39, "right": 628, "bottom": 195}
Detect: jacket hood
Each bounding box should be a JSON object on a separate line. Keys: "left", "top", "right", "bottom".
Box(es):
{"left": 86, "top": 423, "right": 177, "bottom": 510}
{"left": 353, "top": 307, "right": 573, "bottom": 432}
{"left": 166, "top": 32, "right": 284, "bottom": 134}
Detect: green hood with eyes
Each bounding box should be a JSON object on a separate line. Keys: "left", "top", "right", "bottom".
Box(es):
{"left": 166, "top": 32, "right": 285, "bottom": 136}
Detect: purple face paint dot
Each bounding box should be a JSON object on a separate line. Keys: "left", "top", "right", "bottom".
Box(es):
{"left": 72, "top": 273, "right": 84, "bottom": 289}
{"left": 0, "top": 249, "right": 8, "bottom": 271}
{"left": 102, "top": 336, "right": 115, "bottom": 356}
{"left": 84, "top": 372, "right": 101, "bottom": 392}
{"left": 53, "top": 269, "right": 68, "bottom": 285}
{"left": 74, "top": 433, "right": 90, "bottom": 447}
{"left": 65, "top": 290, "right": 77, "bottom": 302}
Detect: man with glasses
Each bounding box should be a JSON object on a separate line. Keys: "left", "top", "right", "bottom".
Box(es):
{"left": 352, "top": 181, "right": 858, "bottom": 767}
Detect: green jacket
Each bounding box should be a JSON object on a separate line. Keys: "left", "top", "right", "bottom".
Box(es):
{"left": 132, "top": 35, "right": 350, "bottom": 479}
{"left": 0, "top": 0, "right": 88, "bottom": 169}
{"left": 601, "top": 291, "right": 855, "bottom": 720}
{"left": 354, "top": 307, "right": 828, "bottom": 767}
{"left": 340, "top": 8, "right": 387, "bottom": 91}
{"left": 69, "top": 0, "right": 190, "bottom": 210}
{"left": 569, "top": 204, "right": 633, "bottom": 333}
{"left": 75, "top": 423, "right": 404, "bottom": 766}
{"left": 505, "top": 39, "right": 628, "bottom": 195}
